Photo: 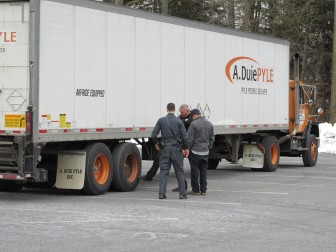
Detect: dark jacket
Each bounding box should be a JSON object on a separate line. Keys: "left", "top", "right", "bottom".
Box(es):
{"left": 179, "top": 113, "right": 193, "bottom": 131}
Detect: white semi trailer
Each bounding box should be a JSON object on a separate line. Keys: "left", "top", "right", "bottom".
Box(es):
{"left": 0, "top": 0, "right": 319, "bottom": 194}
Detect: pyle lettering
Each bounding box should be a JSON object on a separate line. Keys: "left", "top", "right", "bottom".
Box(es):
{"left": 0, "top": 32, "right": 16, "bottom": 43}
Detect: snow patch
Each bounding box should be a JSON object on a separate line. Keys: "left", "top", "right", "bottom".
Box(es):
{"left": 319, "top": 122, "right": 336, "bottom": 154}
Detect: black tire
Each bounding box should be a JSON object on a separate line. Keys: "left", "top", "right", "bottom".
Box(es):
{"left": 302, "top": 134, "right": 318, "bottom": 167}
{"left": 261, "top": 135, "right": 280, "bottom": 172}
{"left": 208, "top": 159, "right": 220, "bottom": 170}
{"left": 0, "top": 180, "right": 24, "bottom": 192}
{"left": 81, "top": 142, "right": 113, "bottom": 195}
{"left": 111, "top": 143, "right": 141, "bottom": 192}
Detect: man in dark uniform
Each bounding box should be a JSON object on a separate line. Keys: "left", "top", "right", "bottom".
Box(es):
{"left": 179, "top": 104, "right": 193, "bottom": 132}
{"left": 151, "top": 103, "right": 189, "bottom": 199}
{"left": 172, "top": 104, "right": 193, "bottom": 192}
{"left": 142, "top": 104, "right": 192, "bottom": 188}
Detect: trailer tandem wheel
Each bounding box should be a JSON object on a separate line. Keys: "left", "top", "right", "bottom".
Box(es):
{"left": 0, "top": 180, "right": 24, "bottom": 192}
{"left": 82, "top": 142, "right": 113, "bottom": 195}
{"left": 302, "top": 134, "right": 318, "bottom": 167}
{"left": 261, "top": 136, "right": 280, "bottom": 172}
{"left": 111, "top": 143, "right": 141, "bottom": 192}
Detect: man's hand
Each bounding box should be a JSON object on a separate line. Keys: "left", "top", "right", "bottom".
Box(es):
{"left": 155, "top": 143, "right": 160, "bottom": 151}
{"left": 182, "top": 149, "right": 189, "bottom": 158}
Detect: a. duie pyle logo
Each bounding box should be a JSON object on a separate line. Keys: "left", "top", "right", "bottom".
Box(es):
{"left": 225, "top": 56, "right": 274, "bottom": 84}
{"left": 0, "top": 31, "right": 17, "bottom": 43}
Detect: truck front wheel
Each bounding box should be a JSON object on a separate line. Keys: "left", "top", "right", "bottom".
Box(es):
{"left": 111, "top": 143, "right": 141, "bottom": 192}
{"left": 261, "top": 136, "right": 279, "bottom": 172}
{"left": 82, "top": 143, "right": 113, "bottom": 195}
{"left": 302, "top": 134, "right": 318, "bottom": 167}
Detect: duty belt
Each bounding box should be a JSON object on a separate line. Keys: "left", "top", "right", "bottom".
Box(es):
{"left": 162, "top": 140, "right": 178, "bottom": 146}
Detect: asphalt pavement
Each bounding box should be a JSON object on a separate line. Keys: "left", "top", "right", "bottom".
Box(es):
{"left": 0, "top": 153, "right": 335, "bottom": 252}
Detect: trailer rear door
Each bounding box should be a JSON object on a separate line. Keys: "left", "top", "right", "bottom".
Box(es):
{"left": 0, "top": 1, "right": 29, "bottom": 133}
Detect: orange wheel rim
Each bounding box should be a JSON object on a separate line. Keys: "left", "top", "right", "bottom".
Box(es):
{"left": 311, "top": 141, "right": 317, "bottom": 161}
{"left": 124, "top": 154, "right": 139, "bottom": 183}
{"left": 270, "top": 143, "right": 279, "bottom": 165}
{"left": 94, "top": 154, "right": 109, "bottom": 185}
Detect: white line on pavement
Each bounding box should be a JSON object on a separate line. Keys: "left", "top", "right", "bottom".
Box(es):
{"left": 105, "top": 197, "right": 241, "bottom": 206}
{"left": 208, "top": 190, "right": 288, "bottom": 195}
{"left": 280, "top": 160, "right": 336, "bottom": 165}
{"left": 138, "top": 187, "right": 287, "bottom": 195}
{"left": 279, "top": 170, "right": 336, "bottom": 174}
{"left": 0, "top": 207, "right": 178, "bottom": 220}
{"left": 1, "top": 219, "right": 133, "bottom": 225}
{"left": 209, "top": 172, "right": 336, "bottom": 180}
{"left": 207, "top": 180, "right": 326, "bottom": 188}
{"left": 256, "top": 174, "right": 336, "bottom": 180}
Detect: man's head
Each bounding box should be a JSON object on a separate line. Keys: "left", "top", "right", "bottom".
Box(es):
{"left": 179, "top": 104, "right": 190, "bottom": 117}
{"left": 167, "top": 103, "right": 176, "bottom": 113}
{"left": 190, "top": 108, "right": 201, "bottom": 119}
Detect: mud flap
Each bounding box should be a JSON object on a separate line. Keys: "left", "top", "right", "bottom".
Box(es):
{"left": 242, "top": 145, "right": 264, "bottom": 168}
{"left": 55, "top": 151, "right": 86, "bottom": 190}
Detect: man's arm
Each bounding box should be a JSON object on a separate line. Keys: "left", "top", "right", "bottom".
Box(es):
{"left": 178, "top": 121, "right": 189, "bottom": 157}
{"left": 179, "top": 121, "right": 189, "bottom": 150}
{"left": 209, "top": 123, "right": 215, "bottom": 149}
{"left": 188, "top": 123, "right": 195, "bottom": 149}
{"left": 151, "top": 119, "right": 161, "bottom": 145}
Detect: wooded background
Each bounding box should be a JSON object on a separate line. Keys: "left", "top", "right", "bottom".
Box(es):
{"left": 102, "top": 0, "right": 334, "bottom": 123}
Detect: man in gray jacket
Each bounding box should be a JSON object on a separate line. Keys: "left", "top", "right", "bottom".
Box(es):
{"left": 187, "top": 109, "right": 215, "bottom": 196}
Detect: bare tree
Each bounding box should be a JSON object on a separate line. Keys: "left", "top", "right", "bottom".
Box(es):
{"left": 106, "top": 0, "right": 124, "bottom": 5}
{"left": 330, "top": 0, "right": 336, "bottom": 124}
{"left": 125, "top": 0, "right": 146, "bottom": 6}
{"left": 242, "top": 0, "right": 251, "bottom": 31}
{"left": 227, "top": 0, "right": 235, "bottom": 28}
{"left": 161, "top": 0, "right": 168, "bottom": 15}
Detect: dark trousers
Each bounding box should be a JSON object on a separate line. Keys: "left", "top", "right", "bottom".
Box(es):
{"left": 147, "top": 152, "right": 188, "bottom": 190}
{"left": 146, "top": 152, "right": 160, "bottom": 178}
{"left": 188, "top": 152, "right": 208, "bottom": 193}
{"left": 159, "top": 145, "right": 186, "bottom": 195}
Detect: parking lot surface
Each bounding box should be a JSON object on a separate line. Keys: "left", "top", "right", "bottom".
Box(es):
{"left": 0, "top": 153, "right": 336, "bottom": 252}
